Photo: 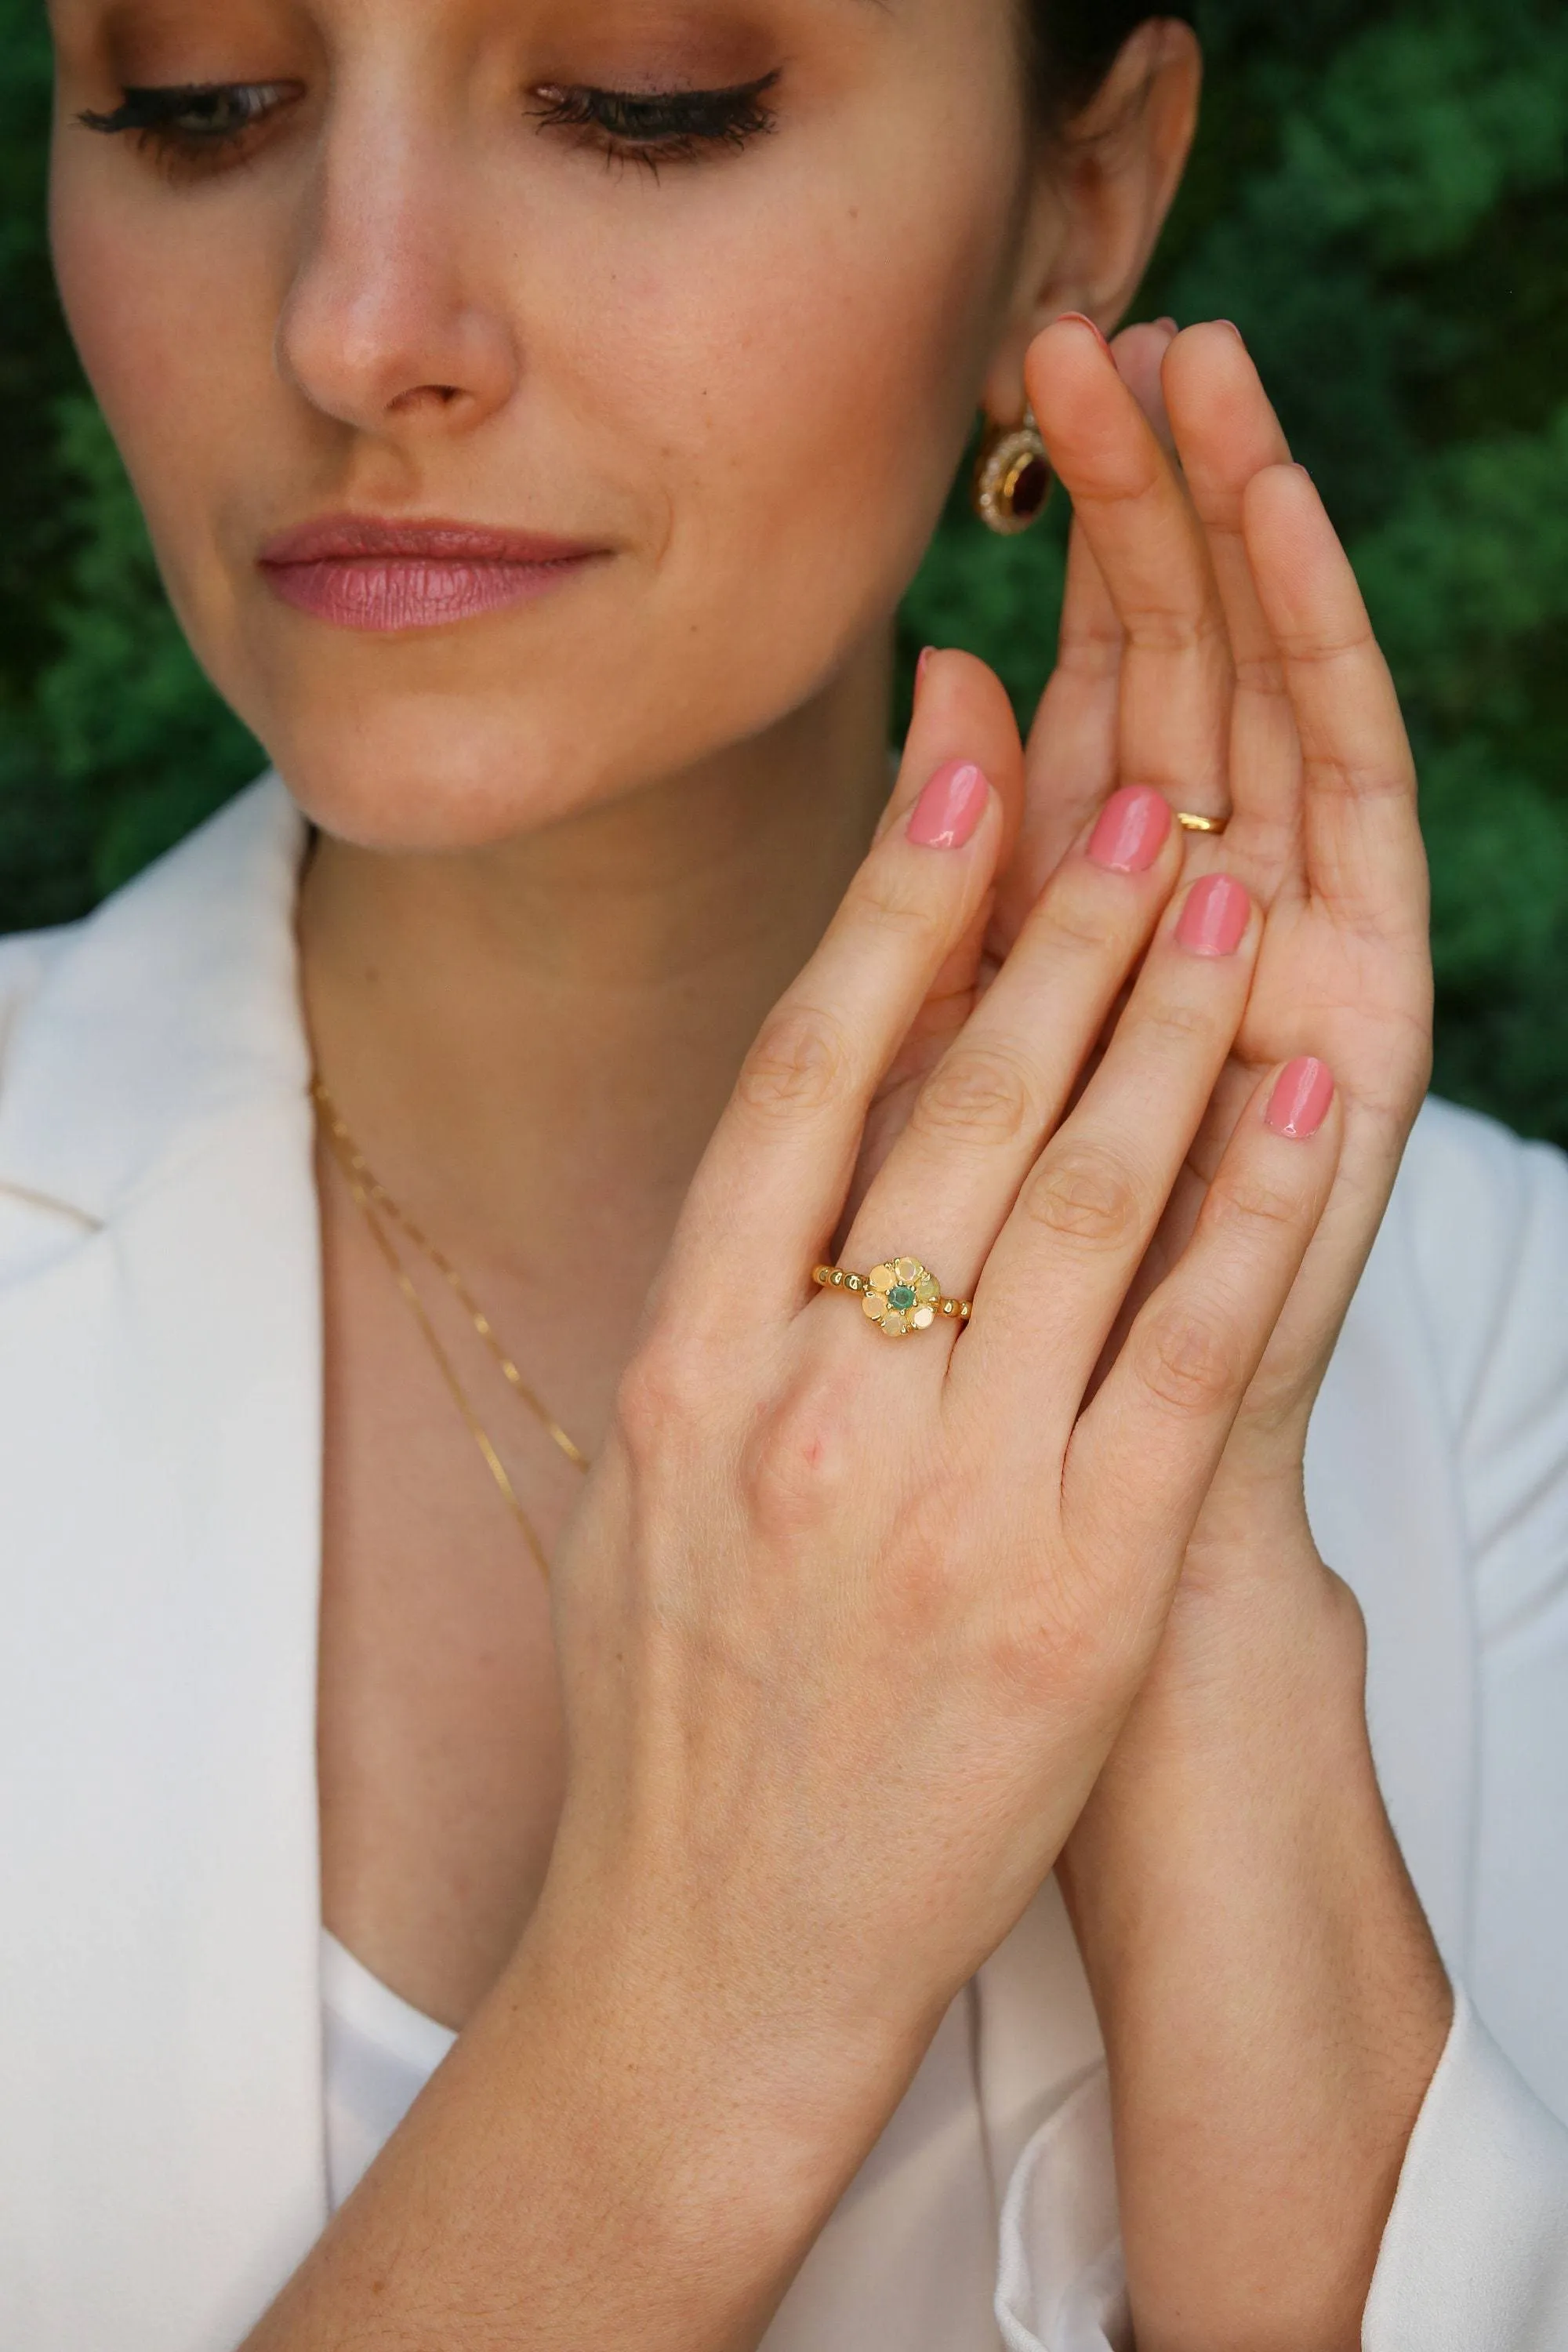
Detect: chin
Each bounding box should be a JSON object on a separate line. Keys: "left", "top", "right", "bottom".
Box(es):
{"left": 260, "top": 691, "right": 634, "bottom": 855}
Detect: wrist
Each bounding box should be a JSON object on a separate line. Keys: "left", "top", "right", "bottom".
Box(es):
{"left": 509, "top": 1855, "right": 930, "bottom": 2245}
{"left": 1059, "top": 1552, "right": 1451, "bottom": 2352}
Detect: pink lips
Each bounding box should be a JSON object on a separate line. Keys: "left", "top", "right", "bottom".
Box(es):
{"left": 256, "top": 514, "right": 605, "bottom": 632}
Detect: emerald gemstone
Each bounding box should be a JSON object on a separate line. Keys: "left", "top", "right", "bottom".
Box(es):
{"left": 889, "top": 1283, "right": 917, "bottom": 1312}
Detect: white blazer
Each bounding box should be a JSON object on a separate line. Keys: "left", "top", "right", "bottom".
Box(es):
{"left": 2, "top": 779, "right": 1567, "bottom": 2352}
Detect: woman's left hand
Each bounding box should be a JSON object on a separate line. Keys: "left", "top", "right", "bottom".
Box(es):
{"left": 876, "top": 317, "right": 1454, "bottom": 2350}
{"left": 1026, "top": 317, "right": 1451, "bottom": 2352}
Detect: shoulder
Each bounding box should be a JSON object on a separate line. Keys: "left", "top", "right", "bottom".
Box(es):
{"left": 1385, "top": 1096, "right": 1568, "bottom": 1440}
{"left": 0, "top": 922, "right": 73, "bottom": 1073}
{"left": 1382, "top": 1098, "right": 1568, "bottom": 1633}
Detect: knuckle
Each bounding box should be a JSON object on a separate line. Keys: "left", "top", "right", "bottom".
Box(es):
{"left": 1024, "top": 1142, "right": 1145, "bottom": 1250}
{"left": 853, "top": 860, "right": 948, "bottom": 946}
{"left": 1134, "top": 993, "right": 1218, "bottom": 1051}
{"left": 1030, "top": 883, "right": 1122, "bottom": 960}
{"left": 1233, "top": 648, "right": 1290, "bottom": 699}
{"left": 742, "top": 1376, "right": 860, "bottom": 1537}
{"left": 736, "top": 1003, "right": 850, "bottom": 1119}
{"left": 1303, "top": 748, "right": 1412, "bottom": 804}
{"left": 1277, "top": 619, "right": 1374, "bottom": 669}
{"left": 1133, "top": 1305, "right": 1244, "bottom": 1420}
{"left": 912, "top": 1044, "right": 1036, "bottom": 1151}
{"left": 615, "top": 1333, "right": 709, "bottom": 1455}
{"left": 1211, "top": 1167, "right": 1307, "bottom": 1241}
{"left": 1122, "top": 603, "right": 1227, "bottom": 659}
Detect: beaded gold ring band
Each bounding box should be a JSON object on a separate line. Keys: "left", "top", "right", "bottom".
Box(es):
{"left": 814, "top": 1258, "right": 972, "bottom": 1339}
{"left": 1175, "top": 810, "right": 1229, "bottom": 836}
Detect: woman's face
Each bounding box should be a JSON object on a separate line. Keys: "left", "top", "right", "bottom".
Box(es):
{"left": 49, "top": 0, "right": 1055, "bottom": 850}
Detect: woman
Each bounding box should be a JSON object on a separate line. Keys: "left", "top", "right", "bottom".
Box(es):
{"left": 4, "top": 0, "right": 1566, "bottom": 2345}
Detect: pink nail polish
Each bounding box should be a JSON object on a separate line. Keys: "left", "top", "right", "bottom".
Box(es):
{"left": 916, "top": 647, "right": 936, "bottom": 691}
{"left": 1216, "top": 319, "right": 1245, "bottom": 343}
{"left": 1155, "top": 315, "right": 1179, "bottom": 336}
{"left": 907, "top": 759, "right": 989, "bottom": 851}
{"left": 1057, "top": 310, "right": 1112, "bottom": 354}
{"left": 1266, "top": 1057, "right": 1335, "bottom": 1141}
{"left": 1087, "top": 786, "right": 1172, "bottom": 875}
{"left": 1176, "top": 873, "right": 1250, "bottom": 958}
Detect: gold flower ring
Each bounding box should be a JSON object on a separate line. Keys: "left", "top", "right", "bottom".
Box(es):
{"left": 813, "top": 1258, "right": 972, "bottom": 1338}
{"left": 1175, "top": 810, "right": 1229, "bottom": 836}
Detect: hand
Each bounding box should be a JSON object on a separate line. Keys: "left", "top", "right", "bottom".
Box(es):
{"left": 998, "top": 315, "right": 1449, "bottom": 2351}
{"left": 528, "top": 698, "right": 1338, "bottom": 2287}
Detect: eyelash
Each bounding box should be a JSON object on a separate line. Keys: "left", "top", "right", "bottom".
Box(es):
{"left": 529, "top": 76, "right": 781, "bottom": 173}
{"left": 77, "top": 84, "right": 303, "bottom": 171}
{"left": 76, "top": 74, "right": 782, "bottom": 181}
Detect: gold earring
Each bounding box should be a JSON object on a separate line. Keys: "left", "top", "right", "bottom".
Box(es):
{"left": 972, "top": 407, "right": 1054, "bottom": 535}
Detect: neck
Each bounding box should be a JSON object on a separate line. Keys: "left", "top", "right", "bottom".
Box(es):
{"left": 299, "top": 636, "right": 893, "bottom": 1334}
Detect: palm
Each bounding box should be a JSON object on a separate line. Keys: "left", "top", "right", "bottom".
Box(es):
{"left": 860, "top": 317, "right": 1431, "bottom": 1489}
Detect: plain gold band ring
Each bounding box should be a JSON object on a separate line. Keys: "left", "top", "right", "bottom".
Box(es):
{"left": 1175, "top": 810, "right": 1229, "bottom": 836}
{"left": 814, "top": 1258, "right": 972, "bottom": 1339}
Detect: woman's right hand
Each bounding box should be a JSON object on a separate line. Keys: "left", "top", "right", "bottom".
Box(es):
{"left": 254, "top": 705, "right": 1344, "bottom": 2352}
{"left": 532, "top": 699, "right": 1343, "bottom": 2172}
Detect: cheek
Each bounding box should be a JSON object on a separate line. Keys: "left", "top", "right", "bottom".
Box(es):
{"left": 582, "top": 147, "right": 1018, "bottom": 691}
{"left": 50, "top": 165, "right": 281, "bottom": 640}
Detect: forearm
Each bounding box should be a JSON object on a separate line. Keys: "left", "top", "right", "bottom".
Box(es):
{"left": 1059, "top": 1537, "right": 1452, "bottom": 2352}
{"left": 243, "top": 1891, "right": 912, "bottom": 2352}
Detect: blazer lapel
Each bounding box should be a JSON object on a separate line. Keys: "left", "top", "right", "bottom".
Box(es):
{"left": 0, "top": 781, "right": 331, "bottom": 2351}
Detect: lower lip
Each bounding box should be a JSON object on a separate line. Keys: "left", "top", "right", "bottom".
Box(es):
{"left": 259, "top": 554, "right": 600, "bottom": 632}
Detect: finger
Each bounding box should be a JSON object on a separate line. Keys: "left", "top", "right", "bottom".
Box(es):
{"left": 878, "top": 648, "right": 1025, "bottom": 851}
{"left": 1162, "top": 324, "right": 1304, "bottom": 865}
{"left": 1243, "top": 464, "right": 1428, "bottom": 935}
{"left": 1001, "top": 517, "right": 1123, "bottom": 931}
{"left": 844, "top": 651, "right": 1030, "bottom": 1213}
{"left": 1002, "top": 320, "right": 1181, "bottom": 925}
{"left": 959, "top": 867, "right": 1263, "bottom": 1421}
{"left": 1111, "top": 319, "right": 1181, "bottom": 460}
{"left": 1025, "top": 314, "right": 1233, "bottom": 825}
{"left": 841, "top": 785, "right": 1183, "bottom": 1308}
{"left": 1061, "top": 1057, "right": 1342, "bottom": 1575}
{"left": 663, "top": 753, "right": 1005, "bottom": 1316}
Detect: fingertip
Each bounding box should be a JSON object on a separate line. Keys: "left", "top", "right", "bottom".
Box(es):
{"left": 906, "top": 759, "right": 993, "bottom": 853}
{"left": 1264, "top": 1057, "right": 1337, "bottom": 1143}
{"left": 1086, "top": 784, "right": 1175, "bottom": 877}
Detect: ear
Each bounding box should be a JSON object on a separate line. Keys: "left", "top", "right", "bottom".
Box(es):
{"left": 981, "top": 19, "right": 1201, "bottom": 423}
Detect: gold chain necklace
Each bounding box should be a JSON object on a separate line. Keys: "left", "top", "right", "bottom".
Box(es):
{"left": 311, "top": 1077, "right": 590, "bottom": 1581}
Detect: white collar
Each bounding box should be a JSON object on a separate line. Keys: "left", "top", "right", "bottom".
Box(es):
{"left": 0, "top": 774, "right": 309, "bottom": 1226}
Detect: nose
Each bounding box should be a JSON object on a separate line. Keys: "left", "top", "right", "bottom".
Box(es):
{"left": 276, "top": 100, "right": 520, "bottom": 439}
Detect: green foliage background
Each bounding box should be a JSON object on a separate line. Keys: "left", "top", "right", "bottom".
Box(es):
{"left": 2, "top": 0, "right": 1565, "bottom": 1140}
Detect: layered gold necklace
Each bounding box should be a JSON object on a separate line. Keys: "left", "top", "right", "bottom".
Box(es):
{"left": 311, "top": 1078, "right": 590, "bottom": 1581}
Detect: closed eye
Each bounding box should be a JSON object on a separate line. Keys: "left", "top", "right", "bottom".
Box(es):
{"left": 529, "top": 74, "right": 781, "bottom": 173}
{"left": 77, "top": 83, "right": 303, "bottom": 172}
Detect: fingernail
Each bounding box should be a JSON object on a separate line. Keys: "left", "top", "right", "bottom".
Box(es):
{"left": 907, "top": 759, "right": 989, "bottom": 851}
{"left": 916, "top": 646, "right": 936, "bottom": 691}
{"left": 1057, "top": 310, "right": 1112, "bottom": 354}
{"left": 1176, "top": 873, "right": 1251, "bottom": 958}
{"left": 1267, "top": 1057, "right": 1335, "bottom": 1141}
{"left": 1087, "top": 785, "right": 1173, "bottom": 875}
{"left": 1216, "top": 319, "right": 1245, "bottom": 343}
{"left": 1155, "top": 315, "right": 1179, "bottom": 335}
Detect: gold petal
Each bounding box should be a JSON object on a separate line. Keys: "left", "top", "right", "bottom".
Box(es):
{"left": 870, "top": 1264, "right": 895, "bottom": 1294}
{"left": 881, "top": 1312, "right": 909, "bottom": 1337}
{"left": 915, "top": 1276, "right": 940, "bottom": 1305}
{"left": 895, "top": 1258, "right": 921, "bottom": 1285}
{"left": 910, "top": 1306, "right": 936, "bottom": 1330}
{"left": 862, "top": 1290, "right": 887, "bottom": 1320}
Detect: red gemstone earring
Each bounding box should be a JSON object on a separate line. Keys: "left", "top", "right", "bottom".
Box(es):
{"left": 972, "top": 405, "right": 1054, "bottom": 535}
